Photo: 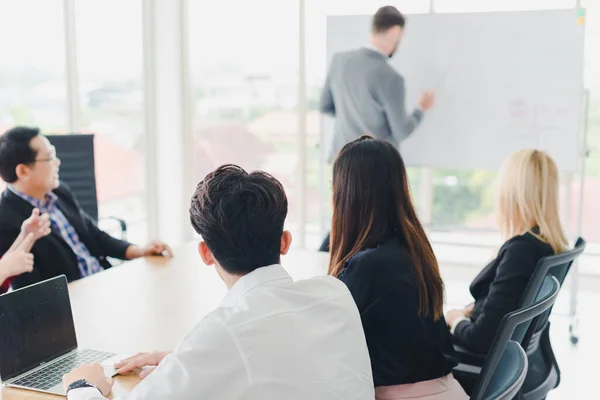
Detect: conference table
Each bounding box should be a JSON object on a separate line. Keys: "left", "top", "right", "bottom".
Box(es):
{"left": 0, "top": 242, "right": 331, "bottom": 399}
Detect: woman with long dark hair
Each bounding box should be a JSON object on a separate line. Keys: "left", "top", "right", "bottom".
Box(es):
{"left": 329, "top": 135, "right": 466, "bottom": 400}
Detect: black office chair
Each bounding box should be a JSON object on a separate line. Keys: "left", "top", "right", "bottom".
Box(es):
{"left": 518, "top": 237, "right": 586, "bottom": 339}
{"left": 46, "top": 134, "right": 127, "bottom": 240}
{"left": 471, "top": 276, "right": 560, "bottom": 400}
{"left": 454, "top": 238, "right": 586, "bottom": 399}
{"left": 517, "top": 237, "right": 585, "bottom": 399}
{"left": 474, "top": 341, "right": 528, "bottom": 400}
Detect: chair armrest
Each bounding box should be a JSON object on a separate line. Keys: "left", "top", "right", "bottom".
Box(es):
{"left": 444, "top": 352, "right": 460, "bottom": 366}
{"left": 451, "top": 344, "right": 486, "bottom": 394}
{"left": 452, "top": 363, "right": 483, "bottom": 396}
{"left": 454, "top": 344, "right": 487, "bottom": 366}
{"left": 99, "top": 216, "right": 128, "bottom": 241}
{"left": 453, "top": 362, "right": 482, "bottom": 381}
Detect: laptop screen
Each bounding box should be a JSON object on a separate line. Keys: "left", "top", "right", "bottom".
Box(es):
{"left": 0, "top": 276, "right": 77, "bottom": 381}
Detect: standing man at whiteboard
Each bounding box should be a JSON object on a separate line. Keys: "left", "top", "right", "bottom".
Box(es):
{"left": 320, "top": 5, "right": 435, "bottom": 162}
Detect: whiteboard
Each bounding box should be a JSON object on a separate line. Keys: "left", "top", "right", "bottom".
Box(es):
{"left": 326, "top": 10, "right": 585, "bottom": 171}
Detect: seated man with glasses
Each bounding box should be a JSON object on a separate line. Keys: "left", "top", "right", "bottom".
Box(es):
{"left": 0, "top": 126, "right": 172, "bottom": 290}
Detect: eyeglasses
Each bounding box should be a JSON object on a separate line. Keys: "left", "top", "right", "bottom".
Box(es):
{"left": 32, "top": 154, "right": 58, "bottom": 163}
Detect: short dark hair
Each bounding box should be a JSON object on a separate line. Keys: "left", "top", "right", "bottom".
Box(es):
{"left": 189, "top": 164, "right": 288, "bottom": 275}
{"left": 0, "top": 126, "right": 40, "bottom": 183}
{"left": 372, "top": 6, "right": 405, "bottom": 33}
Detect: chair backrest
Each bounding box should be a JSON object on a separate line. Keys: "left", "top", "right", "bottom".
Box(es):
{"left": 512, "top": 238, "right": 586, "bottom": 349}
{"left": 46, "top": 134, "right": 99, "bottom": 221}
{"left": 471, "top": 276, "right": 560, "bottom": 400}
{"left": 476, "top": 341, "right": 528, "bottom": 400}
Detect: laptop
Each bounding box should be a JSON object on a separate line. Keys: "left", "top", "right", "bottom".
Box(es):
{"left": 0, "top": 275, "right": 125, "bottom": 396}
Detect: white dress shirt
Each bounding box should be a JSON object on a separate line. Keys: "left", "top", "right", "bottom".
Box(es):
{"left": 69, "top": 264, "right": 375, "bottom": 400}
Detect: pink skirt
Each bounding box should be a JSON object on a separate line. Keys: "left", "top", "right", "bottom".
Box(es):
{"left": 375, "top": 374, "right": 468, "bottom": 400}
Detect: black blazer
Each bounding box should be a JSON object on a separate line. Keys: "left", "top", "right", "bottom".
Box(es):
{"left": 453, "top": 231, "right": 554, "bottom": 354}
{"left": 0, "top": 184, "right": 132, "bottom": 289}
{"left": 339, "top": 236, "right": 457, "bottom": 387}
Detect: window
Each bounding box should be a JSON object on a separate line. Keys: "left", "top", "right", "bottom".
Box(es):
{"left": 0, "top": 0, "right": 67, "bottom": 132}
{"left": 578, "top": 0, "right": 600, "bottom": 257}
{"left": 189, "top": 0, "right": 300, "bottom": 242}
{"left": 0, "top": 0, "right": 67, "bottom": 193}
{"left": 75, "top": 0, "right": 147, "bottom": 244}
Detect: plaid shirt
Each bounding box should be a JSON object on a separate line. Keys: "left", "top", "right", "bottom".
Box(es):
{"left": 9, "top": 187, "right": 103, "bottom": 278}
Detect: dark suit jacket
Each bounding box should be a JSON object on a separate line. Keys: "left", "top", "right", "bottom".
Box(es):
{"left": 0, "top": 184, "right": 132, "bottom": 289}
{"left": 453, "top": 230, "right": 554, "bottom": 354}
{"left": 339, "top": 236, "right": 457, "bottom": 387}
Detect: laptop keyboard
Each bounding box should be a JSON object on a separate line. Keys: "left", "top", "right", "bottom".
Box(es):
{"left": 12, "top": 349, "right": 115, "bottom": 391}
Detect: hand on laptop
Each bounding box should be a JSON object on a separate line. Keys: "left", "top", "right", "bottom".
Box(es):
{"left": 114, "top": 351, "right": 171, "bottom": 379}
{"left": 63, "top": 363, "right": 114, "bottom": 397}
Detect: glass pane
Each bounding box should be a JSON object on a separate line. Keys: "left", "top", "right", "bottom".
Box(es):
{"left": 75, "top": 0, "right": 147, "bottom": 243}
{"left": 189, "top": 0, "right": 300, "bottom": 242}
{"left": 578, "top": 0, "right": 600, "bottom": 266}
{"left": 0, "top": 0, "right": 67, "bottom": 131}
{"left": 0, "top": 0, "right": 67, "bottom": 193}
{"left": 431, "top": 169, "right": 497, "bottom": 230}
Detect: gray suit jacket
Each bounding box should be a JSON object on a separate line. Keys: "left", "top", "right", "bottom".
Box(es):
{"left": 320, "top": 47, "right": 423, "bottom": 162}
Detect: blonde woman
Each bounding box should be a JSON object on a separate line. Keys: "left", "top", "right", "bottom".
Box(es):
{"left": 446, "top": 149, "right": 567, "bottom": 354}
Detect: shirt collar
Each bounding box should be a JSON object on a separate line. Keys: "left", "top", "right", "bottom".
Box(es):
{"left": 8, "top": 186, "right": 58, "bottom": 212}
{"left": 221, "top": 264, "right": 292, "bottom": 307}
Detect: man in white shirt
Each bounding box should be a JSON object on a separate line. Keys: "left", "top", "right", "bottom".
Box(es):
{"left": 63, "top": 164, "right": 375, "bottom": 400}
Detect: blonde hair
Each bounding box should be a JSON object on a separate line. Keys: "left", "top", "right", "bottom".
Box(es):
{"left": 496, "top": 149, "right": 567, "bottom": 254}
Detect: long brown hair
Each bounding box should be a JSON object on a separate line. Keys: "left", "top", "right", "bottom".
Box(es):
{"left": 328, "top": 135, "right": 444, "bottom": 320}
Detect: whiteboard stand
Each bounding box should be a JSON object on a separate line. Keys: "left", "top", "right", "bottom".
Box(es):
{"left": 569, "top": 0, "right": 587, "bottom": 343}
{"left": 569, "top": 89, "right": 590, "bottom": 345}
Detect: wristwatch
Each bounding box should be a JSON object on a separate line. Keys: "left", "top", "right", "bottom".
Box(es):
{"left": 66, "top": 379, "right": 100, "bottom": 394}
